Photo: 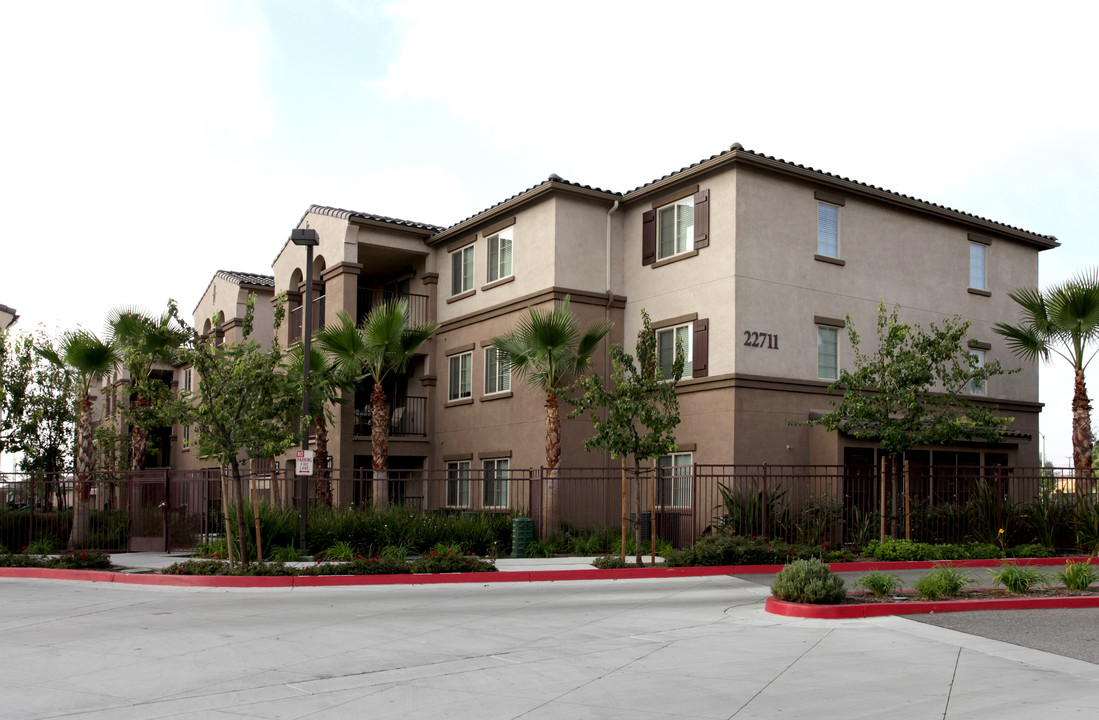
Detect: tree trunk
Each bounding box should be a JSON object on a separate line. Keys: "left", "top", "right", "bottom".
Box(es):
{"left": 221, "top": 470, "right": 234, "bottom": 564}
{"left": 544, "top": 392, "right": 561, "bottom": 532}
{"left": 230, "top": 457, "right": 248, "bottom": 563}
{"left": 130, "top": 392, "right": 149, "bottom": 471}
{"left": 371, "top": 383, "right": 389, "bottom": 506}
{"left": 68, "top": 393, "right": 94, "bottom": 549}
{"left": 1072, "top": 367, "right": 1093, "bottom": 496}
{"left": 314, "top": 414, "right": 332, "bottom": 507}
{"left": 633, "top": 459, "right": 643, "bottom": 566}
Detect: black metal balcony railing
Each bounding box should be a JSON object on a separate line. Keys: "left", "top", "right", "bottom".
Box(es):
{"left": 289, "top": 295, "right": 326, "bottom": 343}
{"left": 354, "top": 395, "right": 427, "bottom": 437}
{"left": 357, "top": 288, "right": 428, "bottom": 327}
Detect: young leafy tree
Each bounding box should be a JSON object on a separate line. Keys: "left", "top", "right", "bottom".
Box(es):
{"left": 993, "top": 268, "right": 1099, "bottom": 473}
{"left": 571, "top": 309, "right": 683, "bottom": 564}
{"left": 107, "top": 302, "right": 190, "bottom": 471}
{"left": 493, "top": 295, "right": 612, "bottom": 531}
{"left": 180, "top": 296, "right": 297, "bottom": 562}
{"left": 315, "top": 299, "right": 437, "bottom": 475}
{"left": 808, "top": 303, "right": 1014, "bottom": 538}
{"left": 40, "top": 329, "right": 121, "bottom": 547}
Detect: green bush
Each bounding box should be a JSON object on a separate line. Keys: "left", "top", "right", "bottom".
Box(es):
{"left": 269, "top": 544, "right": 303, "bottom": 562}
{"left": 320, "top": 540, "right": 357, "bottom": 562}
{"left": 591, "top": 553, "right": 628, "bottom": 569}
{"left": 664, "top": 534, "right": 856, "bottom": 568}
{"left": 770, "top": 558, "right": 846, "bottom": 604}
{"left": 302, "top": 556, "right": 412, "bottom": 576}
{"left": 855, "top": 571, "right": 903, "bottom": 597}
{"left": 862, "top": 538, "right": 1002, "bottom": 562}
{"left": 914, "top": 565, "right": 973, "bottom": 600}
{"left": 1054, "top": 560, "right": 1099, "bottom": 591}
{"left": 989, "top": 562, "right": 1047, "bottom": 593}
{"left": 410, "top": 549, "right": 496, "bottom": 573}
{"left": 25, "top": 537, "right": 60, "bottom": 555}
{"left": 48, "top": 549, "right": 112, "bottom": 570}
{"left": 1007, "top": 543, "right": 1055, "bottom": 559}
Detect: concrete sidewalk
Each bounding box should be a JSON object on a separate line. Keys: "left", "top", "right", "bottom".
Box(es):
{"left": 3, "top": 570, "right": 1099, "bottom": 718}
{"left": 107, "top": 552, "right": 612, "bottom": 574}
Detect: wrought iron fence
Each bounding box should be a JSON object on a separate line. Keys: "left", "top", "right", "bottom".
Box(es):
{"left": 1, "top": 465, "right": 1094, "bottom": 553}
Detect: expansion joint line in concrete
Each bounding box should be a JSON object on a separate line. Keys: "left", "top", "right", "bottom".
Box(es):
{"left": 726, "top": 628, "right": 834, "bottom": 719}
{"left": 942, "top": 647, "right": 963, "bottom": 719}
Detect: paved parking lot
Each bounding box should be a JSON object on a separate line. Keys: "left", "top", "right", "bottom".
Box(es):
{"left": 3, "top": 572, "right": 1099, "bottom": 719}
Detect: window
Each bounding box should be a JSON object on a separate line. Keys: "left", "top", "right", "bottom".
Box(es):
{"left": 970, "top": 242, "right": 986, "bottom": 291}
{"left": 182, "top": 425, "right": 190, "bottom": 450}
{"left": 448, "top": 352, "right": 473, "bottom": 401}
{"left": 970, "top": 349, "right": 987, "bottom": 396}
{"left": 446, "top": 461, "right": 470, "bottom": 508}
{"left": 817, "top": 326, "right": 838, "bottom": 380}
{"left": 818, "top": 202, "right": 839, "bottom": 258}
{"left": 487, "top": 228, "right": 513, "bottom": 283}
{"left": 451, "top": 245, "right": 474, "bottom": 296}
{"left": 657, "top": 196, "right": 694, "bottom": 260}
{"left": 484, "top": 346, "right": 511, "bottom": 395}
{"left": 183, "top": 368, "right": 192, "bottom": 393}
{"left": 657, "top": 453, "right": 692, "bottom": 507}
{"left": 657, "top": 324, "right": 693, "bottom": 380}
{"left": 482, "top": 458, "right": 509, "bottom": 508}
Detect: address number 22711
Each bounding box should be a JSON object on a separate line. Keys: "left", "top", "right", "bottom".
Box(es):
{"left": 743, "top": 331, "right": 778, "bottom": 349}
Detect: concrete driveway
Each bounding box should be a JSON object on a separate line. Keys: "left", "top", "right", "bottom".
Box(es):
{"left": 2, "top": 574, "right": 1099, "bottom": 719}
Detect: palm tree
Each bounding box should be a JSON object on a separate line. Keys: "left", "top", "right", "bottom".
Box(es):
{"left": 285, "top": 344, "right": 357, "bottom": 506}
{"left": 107, "top": 303, "right": 189, "bottom": 471}
{"left": 315, "top": 299, "right": 438, "bottom": 481}
{"left": 993, "top": 268, "right": 1099, "bottom": 473}
{"left": 41, "top": 330, "right": 121, "bottom": 548}
{"left": 492, "top": 296, "right": 612, "bottom": 530}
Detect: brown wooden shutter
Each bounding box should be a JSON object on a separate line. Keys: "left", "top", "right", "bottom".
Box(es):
{"left": 642, "top": 209, "right": 656, "bottom": 265}
{"left": 693, "top": 189, "right": 710, "bottom": 249}
{"left": 692, "top": 318, "right": 709, "bottom": 378}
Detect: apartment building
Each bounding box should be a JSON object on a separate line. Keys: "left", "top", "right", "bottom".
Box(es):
{"left": 175, "top": 145, "right": 1054, "bottom": 509}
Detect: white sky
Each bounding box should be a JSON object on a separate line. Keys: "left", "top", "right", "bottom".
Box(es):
{"left": 2, "top": 0, "right": 1097, "bottom": 469}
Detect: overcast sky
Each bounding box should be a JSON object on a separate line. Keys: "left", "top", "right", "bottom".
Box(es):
{"left": 2, "top": 0, "right": 1097, "bottom": 469}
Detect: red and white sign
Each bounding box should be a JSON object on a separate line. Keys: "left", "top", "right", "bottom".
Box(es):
{"left": 295, "top": 449, "right": 315, "bottom": 476}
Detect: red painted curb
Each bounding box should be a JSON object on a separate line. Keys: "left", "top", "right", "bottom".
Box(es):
{"left": 766, "top": 593, "right": 1099, "bottom": 619}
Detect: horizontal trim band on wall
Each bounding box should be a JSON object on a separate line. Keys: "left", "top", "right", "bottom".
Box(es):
{"left": 438, "top": 287, "right": 626, "bottom": 333}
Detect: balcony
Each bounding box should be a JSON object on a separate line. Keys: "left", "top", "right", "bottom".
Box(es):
{"left": 354, "top": 395, "right": 427, "bottom": 437}
{"left": 289, "top": 294, "right": 325, "bottom": 344}
{"left": 357, "top": 288, "right": 428, "bottom": 327}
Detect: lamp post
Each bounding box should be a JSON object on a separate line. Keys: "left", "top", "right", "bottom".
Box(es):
{"left": 290, "top": 228, "right": 319, "bottom": 553}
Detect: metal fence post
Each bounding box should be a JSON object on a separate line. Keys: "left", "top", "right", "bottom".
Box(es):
{"left": 163, "top": 469, "right": 171, "bottom": 552}
{"left": 761, "top": 463, "right": 768, "bottom": 538}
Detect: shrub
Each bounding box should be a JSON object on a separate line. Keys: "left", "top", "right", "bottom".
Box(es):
{"left": 990, "top": 562, "right": 1047, "bottom": 593}
{"left": 320, "top": 540, "right": 356, "bottom": 562}
{"left": 302, "top": 556, "right": 412, "bottom": 576}
{"left": 914, "top": 565, "right": 973, "bottom": 600}
{"left": 855, "top": 571, "right": 903, "bottom": 597}
{"left": 862, "top": 538, "right": 1002, "bottom": 562}
{"left": 163, "top": 560, "right": 231, "bottom": 575}
{"left": 1007, "top": 543, "right": 1055, "bottom": 559}
{"left": 269, "top": 544, "right": 303, "bottom": 562}
{"left": 410, "top": 549, "right": 496, "bottom": 573}
{"left": 0, "top": 553, "right": 47, "bottom": 568}
{"left": 47, "top": 550, "right": 112, "bottom": 570}
{"left": 770, "top": 558, "right": 846, "bottom": 604}
{"left": 591, "top": 553, "right": 628, "bottom": 569}
{"left": 25, "top": 537, "right": 59, "bottom": 555}
{"left": 1054, "top": 560, "right": 1098, "bottom": 591}
{"left": 193, "top": 538, "right": 228, "bottom": 559}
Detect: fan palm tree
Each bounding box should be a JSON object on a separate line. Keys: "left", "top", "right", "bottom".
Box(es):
{"left": 107, "top": 303, "right": 190, "bottom": 470}
{"left": 315, "top": 299, "right": 438, "bottom": 476}
{"left": 41, "top": 330, "right": 121, "bottom": 548}
{"left": 285, "top": 343, "right": 357, "bottom": 506}
{"left": 993, "top": 268, "right": 1099, "bottom": 473}
{"left": 492, "top": 296, "right": 612, "bottom": 530}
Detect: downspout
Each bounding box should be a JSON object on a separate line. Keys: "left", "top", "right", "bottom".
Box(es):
{"left": 604, "top": 200, "right": 620, "bottom": 467}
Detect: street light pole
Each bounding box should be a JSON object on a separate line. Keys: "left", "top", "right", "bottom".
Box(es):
{"left": 290, "top": 228, "right": 319, "bottom": 553}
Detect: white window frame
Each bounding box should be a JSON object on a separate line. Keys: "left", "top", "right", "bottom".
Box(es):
{"left": 970, "top": 348, "right": 987, "bottom": 396}
{"left": 817, "top": 201, "right": 840, "bottom": 258}
{"left": 656, "top": 196, "right": 694, "bottom": 260}
{"left": 448, "top": 352, "right": 473, "bottom": 401}
{"left": 183, "top": 368, "right": 192, "bottom": 392}
{"left": 970, "top": 242, "right": 987, "bottom": 291}
{"left": 817, "top": 326, "right": 839, "bottom": 381}
{"left": 487, "top": 227, "right": 513, "bottom": 283}
{"left": 657, "top": 453, "right": 692, "bottom": 508}
{"left": 182, "top": 424, "right": 190, "bottom": 450}
{"left": 451, "top": 244, "right": 475, "bottom": 296}
{"left": 656, "top": 323, "right": 693, "bottom": 380}
{"left": 482, "top": 458, "right": 509, "bottom": 508}
{"left": 484, "top": 346, "right": 511, "bottom": 395}
{"left": 446, "top": 461, "right": 471, "bottom": 508}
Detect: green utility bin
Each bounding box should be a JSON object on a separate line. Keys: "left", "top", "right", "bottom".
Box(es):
{"left": 511, "top": 517, "right": 534, "bottom": 558}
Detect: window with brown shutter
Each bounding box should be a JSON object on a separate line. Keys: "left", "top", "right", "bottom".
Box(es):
{"left": 643, "top": 188, "right": 710, "bottom": 265}
{"left": 642, "top": 210, "right": 657, "bottom": 266}
{"left": 692, "top": 318, "right": 709, "bottom": 378}
{"left": 693, "top": 190, "right": 709, "bottom": 249}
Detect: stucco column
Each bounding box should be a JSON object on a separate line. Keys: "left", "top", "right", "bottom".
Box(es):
{"left": 320, "top": 262, "right": 362, "bottom": 506}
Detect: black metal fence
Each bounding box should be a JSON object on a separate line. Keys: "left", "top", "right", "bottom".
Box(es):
{"left": 1, "top": 465, "right": 1094, "bottom": 553}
